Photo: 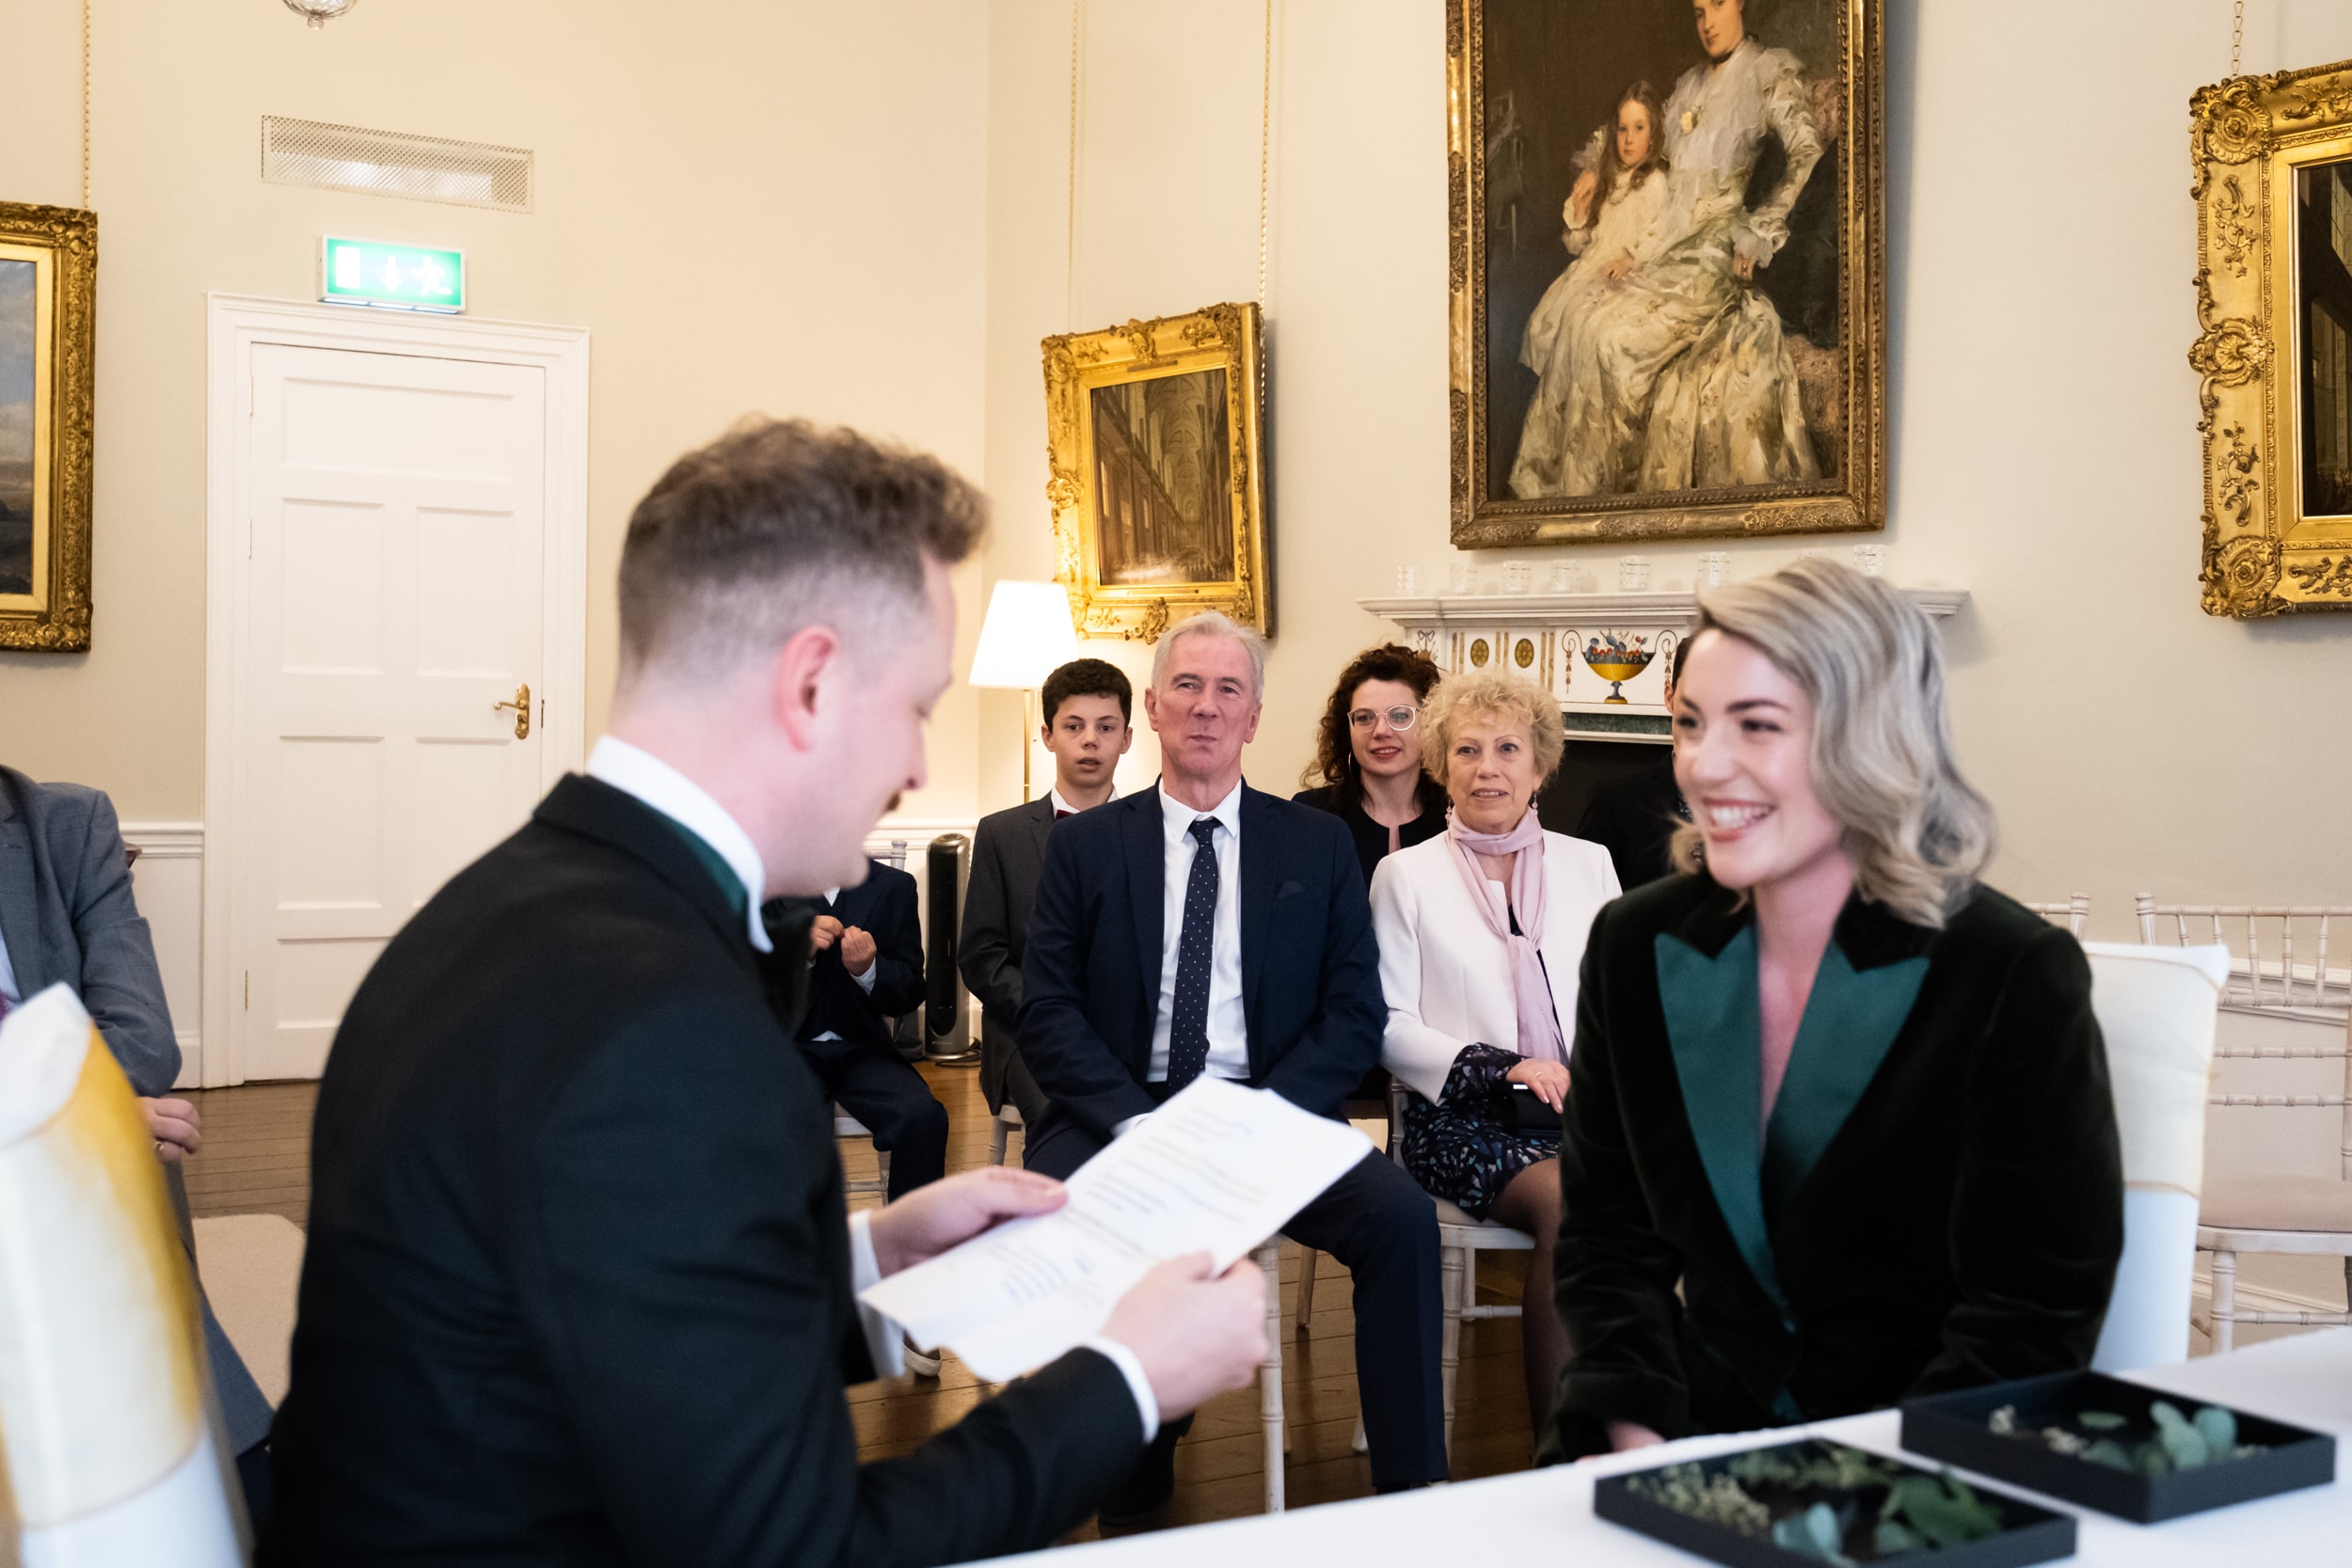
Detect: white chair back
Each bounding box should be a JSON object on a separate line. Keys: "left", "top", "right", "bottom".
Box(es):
{"left": 2022, "top": 894, "right": 2090, "bottom": 936}
{"left": 2137, "top": 897, "right": 2352, "bottom": 1180}
{"left": 2080, "top": 942, "right": 2229, "bottom": 1371}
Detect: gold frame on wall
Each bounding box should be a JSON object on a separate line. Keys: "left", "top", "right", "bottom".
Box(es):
{"left": 1444, "top": 0, "right": 1885, "bottom": 546}
{"left": 2191, "top": 59, "right": 2352, "bottom": 617}
{"left": 0, "top": 201, "right": 96, "bottom": 652}
{"left": 1043, "top": 303, "right": 1270, "bottom": 642}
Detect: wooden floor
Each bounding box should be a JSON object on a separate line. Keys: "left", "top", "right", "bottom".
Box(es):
{"left": 183, "top": 1058, "right": 1547, "bottom": 1539}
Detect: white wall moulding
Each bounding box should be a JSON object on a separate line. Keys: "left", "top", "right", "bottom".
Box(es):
{"left": 120, "top": 822, "right": 203, "bottom": 1088}
{"left": 1359, "top": 587, "right": 1969, "bottom": 742}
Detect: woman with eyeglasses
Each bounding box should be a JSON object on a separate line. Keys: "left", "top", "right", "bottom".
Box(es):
{"left": 1369, "top": 668, "right": 1620, "bottom": 1440}
{"left": 1294, "top": 643, "right": 1451, "bottom": 888}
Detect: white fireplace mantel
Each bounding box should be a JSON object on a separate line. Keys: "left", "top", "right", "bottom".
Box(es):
{"left": 1357, "top": 586, "right": 1971, "bottom": 743}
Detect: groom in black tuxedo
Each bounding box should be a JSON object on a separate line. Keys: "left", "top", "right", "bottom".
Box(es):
{"left": 268, "top": 420, "right": 1270, "bottom": 1567}
{"left": 1020, "top": 613, "right": 1448, "bottom": 1516}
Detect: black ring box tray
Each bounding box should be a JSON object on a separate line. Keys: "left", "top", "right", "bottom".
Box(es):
{"left": 1594, "top": 1438, "right": 2078, "bottom": 1568}
{"left": 1899, "top": 1370, "right": 2337, "bottom": 1524}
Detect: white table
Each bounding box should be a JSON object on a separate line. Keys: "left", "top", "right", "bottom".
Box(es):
{"left": 1007, "top": 1329, "right": 2352, "bottom": 1565}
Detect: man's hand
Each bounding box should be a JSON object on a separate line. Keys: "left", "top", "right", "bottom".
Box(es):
{"left": 142, "top": 1096, "right": 202, "bottom": 1164}
{"left": 1609, "top": 1419, "right": 1665, "bottom": 1452}
{"left": 808, "top": 914, "right": 844, "bottom": 953}
{"left": 839, "top": 925, "right": 877, "bottom": 977}
{"left": 866, "top": 1166, "right": 1070, "bottom": 1278}
{"left": 1507, "top": 1059, "right": 1571, "bottom": 1111}
{"left": 1101, "top": 1252, "right": 1267, "bottom": 1422}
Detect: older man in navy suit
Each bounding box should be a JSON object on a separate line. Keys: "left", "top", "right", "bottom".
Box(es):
{"left": 1019, "top": 613, "right": 1447, "bottom": 1517}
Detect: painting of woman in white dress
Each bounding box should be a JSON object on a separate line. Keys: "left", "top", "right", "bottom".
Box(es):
{"left": 1449, "top": 0, "right": 1883, "bottom": 543}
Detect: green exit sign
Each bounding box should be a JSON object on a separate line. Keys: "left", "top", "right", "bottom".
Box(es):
{"left": 319, "top": 236, "right": 466, "bottom": 312}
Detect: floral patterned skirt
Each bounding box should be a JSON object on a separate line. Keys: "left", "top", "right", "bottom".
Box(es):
{"left": 1398, "top": 1041, "right": 1559, "bottom": 1220}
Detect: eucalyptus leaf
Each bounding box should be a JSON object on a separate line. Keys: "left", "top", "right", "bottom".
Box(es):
{"left": 2153, "top": 1402, "right": 2212, "bottom": 1469}
{"left": 2193, "top": 1404, "right": 2238, "bottom": 1455}
{"left": 2076, "top": 1410, "right": 2127, "bottom": 1431}
{"left": 1874, "top": 1518, "right": 1922, "bottom": 1556}
{"left": 1770, "top": 1504, "right": 1855, "bottom": 1565}
{"left": 2081, "top": 1437, "right": 2137, "bottom": 1471}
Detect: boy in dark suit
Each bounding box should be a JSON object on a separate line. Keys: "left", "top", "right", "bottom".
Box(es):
{"left": 959, "top": 657, "right": 1134, "bottom": 1131}
{"left": 768, "top": 854, "right": 943, "bottom": 1201}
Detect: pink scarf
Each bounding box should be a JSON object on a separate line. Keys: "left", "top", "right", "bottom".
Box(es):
{"left": 1444, "top": 808, "right": 1567, "bottom": 1065}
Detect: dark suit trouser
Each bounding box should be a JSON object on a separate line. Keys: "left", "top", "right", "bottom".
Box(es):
{"left": 803, "top": 1037, "right": 949, "bottom": 1200}
{"left": 1026, "top": 1113, "right": 1449, "bottom": 1488}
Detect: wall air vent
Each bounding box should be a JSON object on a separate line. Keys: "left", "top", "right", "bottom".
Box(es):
{"left": 262, "top": 117, "right": 532, "bottom": 214}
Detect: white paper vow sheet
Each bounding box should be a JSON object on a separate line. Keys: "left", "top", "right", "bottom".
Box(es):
{"left": 858, "top": 1078, "right": 1370, "bottom": 1381}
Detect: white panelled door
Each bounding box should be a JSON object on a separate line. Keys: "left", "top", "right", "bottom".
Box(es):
{"left": 236, "top": 343, "right": 548, "bottom": 1081}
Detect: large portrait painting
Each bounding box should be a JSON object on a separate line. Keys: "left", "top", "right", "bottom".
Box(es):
{"left": 0, "top": 201, "right": 96, "bottom": 652}
{"left": 1043, "top": 303, "right": 1270, "bottom": 641}
{"left": 1448, "top": 0, "right": 1884, "bottom": 546}
{"left": 2191, "top": 59, "right": 2352, "bottom": 615}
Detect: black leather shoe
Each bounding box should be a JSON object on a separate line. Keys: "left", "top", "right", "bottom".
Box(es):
{"left": 1097, "top": 1423, "right": 1183, "bottom": 1527}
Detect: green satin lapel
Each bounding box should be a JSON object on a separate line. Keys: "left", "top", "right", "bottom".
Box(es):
{"left": 1654, "top": 928, "right": 1782, "bottom": 1307}
{"left": 1761, "top": 946, "right": 1928, "bottom": 1213}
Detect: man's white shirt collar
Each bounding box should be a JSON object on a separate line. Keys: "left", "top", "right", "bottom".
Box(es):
{"left": 1157, "top": 778, "right": 1242, "bottom": 843}
{"left": 1047, "top": 784, "right": 1117, "bottom": 816}
{"left": 586, "top": 736, "right": 772, "bottom": 953}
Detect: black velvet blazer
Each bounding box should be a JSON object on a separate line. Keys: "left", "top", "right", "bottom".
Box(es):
{"left": 1543, "top": 874, "right": 2123, "bottom": 1461}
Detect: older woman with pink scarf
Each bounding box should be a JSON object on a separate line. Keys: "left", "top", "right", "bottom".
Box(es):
{"left": 1369, "top": 669, "right": 1620, "bottom": 1435}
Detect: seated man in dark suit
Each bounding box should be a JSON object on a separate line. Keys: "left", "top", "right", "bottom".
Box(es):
{"left": 767, "top": 853, "right": 944, "bottom": 1200}
{"left": 1021, "top": 612, "right": 1448, "bottom": 1518}
{"left": 960, "top": 657, "right": 1134, "bottom": 1132}
{"left": 0, "top": 764, "right": 277, "bottom": 1527}
{"left": 1575, "top": 637, "right": 1691, "bottom": 890}
{"left": 269, "top": 420, "right": 1268, "bottom": 1567}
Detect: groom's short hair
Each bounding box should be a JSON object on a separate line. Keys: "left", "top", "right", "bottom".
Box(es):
{"left": 617, "top": 417, "right": 986, "bottom": 681}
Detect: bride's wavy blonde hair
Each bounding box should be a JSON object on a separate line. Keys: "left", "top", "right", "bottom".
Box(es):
{"left": 1669, "top": 558, "right": 1996, "bottom": 927}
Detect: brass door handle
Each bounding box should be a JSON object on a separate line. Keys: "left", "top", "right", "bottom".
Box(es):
{"left": 493, "top": 682, "right": 532, "bottom": 739}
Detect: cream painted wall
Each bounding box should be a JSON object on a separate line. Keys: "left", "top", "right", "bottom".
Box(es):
{"left": 980, "top": 0, "right": 2352, "bottom": 929}
{"left": 0, "top": 0, "right": 989, "bottom": 827}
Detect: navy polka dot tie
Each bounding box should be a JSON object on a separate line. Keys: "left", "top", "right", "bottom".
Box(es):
{"left": 1167, "top": 816, "right": 1220, "bottom": 1092}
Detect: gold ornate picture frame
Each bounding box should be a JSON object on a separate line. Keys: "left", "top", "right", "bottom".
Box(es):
{"left": 1042, "top": 302, "right": 1270, "bottom": 641}
{"left": 1446, "top": 0, "right": 1884, "bottom": 546}
{"left": 0, "top": 200, "right": 96, "bottom": 652}
{"left": 2191, "top": 59, "right": 2352, "bottom": 617}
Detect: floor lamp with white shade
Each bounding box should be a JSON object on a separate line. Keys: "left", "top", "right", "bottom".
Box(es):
{"left": 968, "top": 580, "right": 1081, "bottom": 801}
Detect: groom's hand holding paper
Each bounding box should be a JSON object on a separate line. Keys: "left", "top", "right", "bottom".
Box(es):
{"left": 860, "top": 1078, "right": 1371, "bottom": 1383}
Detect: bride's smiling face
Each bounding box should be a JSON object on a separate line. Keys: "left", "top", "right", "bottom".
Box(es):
{"left": 1693, "top": 0, "right": 1745, "bottom": 60}
{"left": 1614, "top": 101, "right": 1654, "bottom": 166}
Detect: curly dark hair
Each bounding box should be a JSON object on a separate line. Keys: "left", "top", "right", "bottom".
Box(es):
{"left": 1301, "top": 643, "right": 1445, "bottom": 794}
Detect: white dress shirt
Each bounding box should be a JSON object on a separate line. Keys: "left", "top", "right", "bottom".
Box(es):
{"left": 1148, "top": 780, "right": 1249, "bottom": 1085}
{"left": 584, "top": 736, "right": 772, "bottom": 955}
{"left": 0, "top": 924, "right": 19, "bottom": 1006}
{"left": 1046, "top": 784, "right": 1115, "bottom": 816}
{"left": 585, "top": 736, "right": 1159, "bottom": 1434}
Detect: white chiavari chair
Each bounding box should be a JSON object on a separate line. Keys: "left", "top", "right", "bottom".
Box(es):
{"left": 2137, "top": 896, "right": 2352, "bottom": 1350}
{"left": 1388, "top": 1079, "right": 1534, "bottom": 1457}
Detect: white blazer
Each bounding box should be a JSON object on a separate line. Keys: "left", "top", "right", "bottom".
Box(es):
{"left": 1370, "top": 829, "right": 1622, "bottom": 1106}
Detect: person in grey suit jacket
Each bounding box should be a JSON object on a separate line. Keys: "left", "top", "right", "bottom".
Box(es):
{"left": 959, "top": 657, "right": 1133, "bottom": 1129}
{"left": 0, "top": 764, "right": 277, "bottom": 1526}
